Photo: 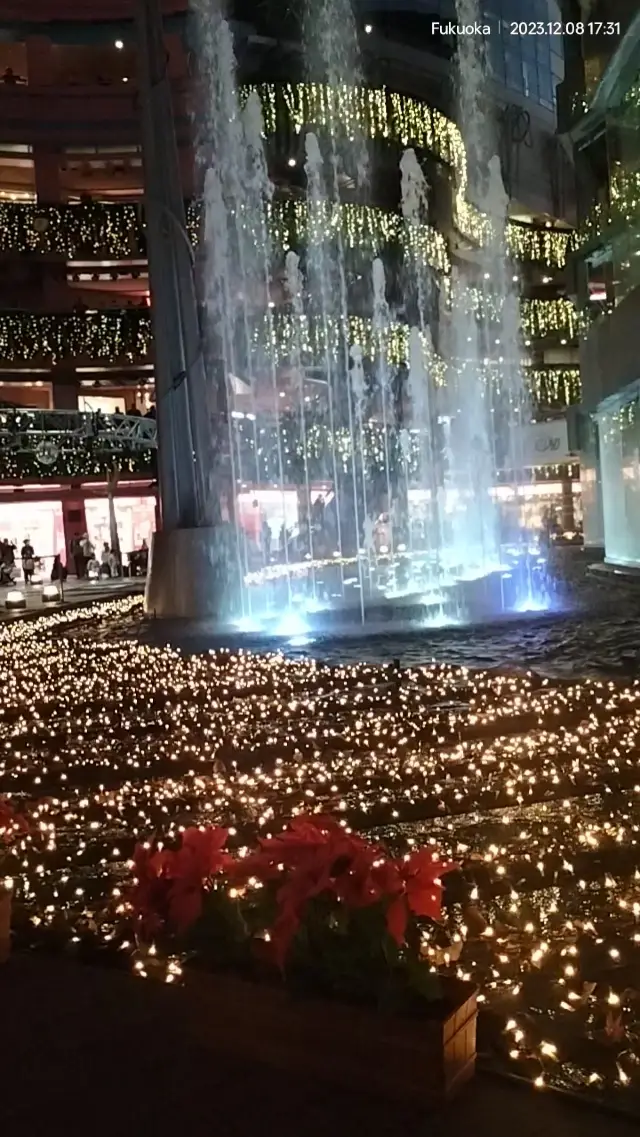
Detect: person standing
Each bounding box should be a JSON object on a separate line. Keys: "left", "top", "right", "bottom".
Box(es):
{"left": 81, "top": 533, "right": 95, "bottom": 571}
{"left": 50, "top": 555, "right": 68, "bottom": 583}
{"left": 70, "top": 535, "right": 84, "bottom": 579}
{"left": 21, "top": 538, "right": 35, "bottom": 585}
{"left": 101, "top": 542, "right": 112, "bottom": 577}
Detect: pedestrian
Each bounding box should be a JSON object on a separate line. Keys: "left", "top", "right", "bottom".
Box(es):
{"left": 50, "top": 555, "right": 68, "bottom": 583}
{"left": 21, "top": 538, "right": 35, "bottom": 585}
{"left": 70, "top": 535, "right": 84, "bottom": 579}
{"left": 100, "top": 542, "right": 112, "bottom": 578}
{"left": 81, "top": 533, "right": 95, "bottom": 567}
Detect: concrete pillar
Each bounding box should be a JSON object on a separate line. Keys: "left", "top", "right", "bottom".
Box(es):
{"left": 25, "top": 35, "right": 56, "bottom": 85}
{"left": 52, "top": 377, "right": 79, "bottom": 410}
{"left": 62, "top": 495, "right": 88, "bottom": 575}
{"left": 34, "top": 146, "right": 61, "bottom": 203}
{"left": 561, "top": 469, "right": 575, "bottom": 533}
{"left": 137, "top": 0, "right": 229, "bottom": 620}
{"left": 164, "top": 33, "right": 188, "bottom": 80}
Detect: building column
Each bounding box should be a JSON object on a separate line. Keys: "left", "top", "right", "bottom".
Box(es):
{"left": 25, "top": 35, "right": 55, "bottom": 85}
{"left": 61, "top": 492, "right": 88, "bottom": 574}
{"left": 560, "top": 467, "right": 575, "bottom": 533}
{"left": 52, "top": 375, "right": 79, "bottom": 410}
{"left": 27, "top": 37, "right": 62, "bottom": 204}
{"left": 33, "top": 147, "right": 61, "bottom": 204}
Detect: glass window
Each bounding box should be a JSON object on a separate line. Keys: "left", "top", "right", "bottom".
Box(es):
{"left": 491, "top": 52, "right": 506, "bottom": 81}
{"left": 538, "top": 70, "right": 554, "bottom": 106}
{"left": 523, "top": 62, "right": 539, "bottom": 101}
{"left": 505, "top": 51, "right": 524, "bottom": 92}
{"left": 480, "top": 0, "right": 565, "bottom": 110}
{"left": 551, "top": 52, "right": 564, "bottom": 78}
{"left": 521, "top": 36, "right": 537, "bottom": 61}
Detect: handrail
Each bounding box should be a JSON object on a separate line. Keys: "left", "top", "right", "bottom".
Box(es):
{"left": 0, "top": 409, "right": 157, "bottom": 452}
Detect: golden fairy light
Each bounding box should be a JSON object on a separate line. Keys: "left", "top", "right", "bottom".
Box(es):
{"left": 0, "top": 596, "right": 638, "bottom": 1103}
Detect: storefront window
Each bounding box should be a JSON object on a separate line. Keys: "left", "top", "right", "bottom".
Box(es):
{"left": 0, "top": 499, "right": 65, "bottom": 579}
{"left": 85, "top": 495, "right": 156, "bottom": 557}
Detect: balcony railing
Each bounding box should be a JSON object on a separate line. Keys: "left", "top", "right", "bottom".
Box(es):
{"left": 0, "top": 295, "right": 582, "bottom": 373}
{"left": 0, "top": 310, "right": 153, "bottom": 366}
{"left": 0, "top": 80, "right": 573, "bottom": 271}
{"left": 0, "top": 366, "right": 581, "bottom": 490}
{"left": 0, "top": 195, "right": 572, "bottom": 271}
{"left": 0, "top": 409, "right": 156, "bottom": 480}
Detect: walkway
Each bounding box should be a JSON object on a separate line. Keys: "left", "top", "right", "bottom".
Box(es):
{"left": 0, "top": 955, "right": 637, "bottom": 1137}
{"left": 0, "top": 576, "right": 144, "bottom": 619}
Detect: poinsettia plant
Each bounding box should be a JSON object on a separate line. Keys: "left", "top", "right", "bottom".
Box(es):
{"left": 128, "top": 814, "right": 457, "bottom": 1008}
{"left": 130, "top": 825, "right": 231, "bottom": 942}
{"left": 231, "top": 814, "right": 456, "bottom": 1005}
{"left": 0, "top": 795, "right": 30, "bottom": 878}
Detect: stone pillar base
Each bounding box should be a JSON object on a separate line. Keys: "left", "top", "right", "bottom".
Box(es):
{"left": 144, "top": 527, "right": 235, "bottom": 620}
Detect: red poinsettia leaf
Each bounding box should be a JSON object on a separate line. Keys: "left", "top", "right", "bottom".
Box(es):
{"left": 178, "top": 826, "right": 229, "bottom": 879}
{"left": 371, "top": 858, "right": 403, "bottom": 896}
{"left": 0, "top": 796, "right": 30, "bottom": 842}
{"left": 270, "top": 907, "right": 300, "bottom": 969}
{"left": 406, "top": 849, "right": 456, "bottom": 879}
{"left": 407, "top": 882, "right": 443, "bottom": 921}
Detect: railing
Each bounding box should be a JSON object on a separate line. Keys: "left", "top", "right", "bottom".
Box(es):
{"left": 0, "top": 409, "right": 157, "bottom": 450}
{"left": 0, "top": 195, "right": 572, "bottom": 271}
{"left": 0, "top": 310, "right": 153, "bottom": 366}
{"left": 0, "top": 80, "right": 575, "bottom": 273}
{"left": 0, "top": 410, "right": 156, "bottom": 479}
{"left": 0, "top": 297, "right": 581, "bottom": 371}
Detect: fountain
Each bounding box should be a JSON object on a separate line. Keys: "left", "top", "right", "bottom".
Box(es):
{"left": 188, "top": 0, "right": 545, "bottom": 635}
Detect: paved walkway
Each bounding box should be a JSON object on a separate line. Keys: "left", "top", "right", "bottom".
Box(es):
{"left": 0, "top": 577, "right": 144, "bottom": 619}
{"left": 0, "top": 956, "right": 636, "bottom": 1137}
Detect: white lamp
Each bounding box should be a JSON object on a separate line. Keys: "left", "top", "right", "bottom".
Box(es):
{"left": 42, "top": 585, "right": 60, "bottom": 605}
{"left": 5, "top": 590, "right": 26, "bottom": 611}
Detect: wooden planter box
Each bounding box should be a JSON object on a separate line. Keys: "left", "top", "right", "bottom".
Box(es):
{"left": 180, "top": 972, "right": 477, "bottom": 1105}
{"left": 0, "top": 885, "right": 11, "bottom": 964}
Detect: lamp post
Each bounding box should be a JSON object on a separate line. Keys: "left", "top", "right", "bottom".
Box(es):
{"left": 135, "top": 0, "right": 228, "bottom": 619}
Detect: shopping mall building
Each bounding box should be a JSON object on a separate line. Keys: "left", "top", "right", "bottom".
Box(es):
{"left": 559, "top": 1, "right": 640, "bottom": 566}
{"left": 0, "top": 0, "right": 581, "bottom": 570}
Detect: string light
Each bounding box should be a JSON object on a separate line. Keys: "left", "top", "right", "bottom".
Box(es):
{"left": 0, "top": 195, "right": 568, "bottom": 274}
{"left": 520, "top": 298, "right": 584, "bottom": 340}
{"left": 1, "top": 596, "right": 639, "bottom": 1104}
{"left": 0, "top": 435, "right": 153, "bottom": 479}
{"left": 0, "top": 310, "right": 152, "bottom": 365}
{"left": 455, "top": 203, "right": 570, "bottom": 268}
{"left": 211, "top": 417, "right": 581, "bottom": 485}
{"left": 571, "top": 164, "right": 640, "bottom": 255}
{"left": 0, "top": 308, "right": 579, "bottom": 409}
{"left": 0, "top": 201, "right": 141, "bottom": 259}
{"left": 0, "top": 82, "right": 573, "bottom": 272}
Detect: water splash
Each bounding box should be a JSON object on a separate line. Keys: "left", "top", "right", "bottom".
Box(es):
{"left": 190, "top": 0, "right": 535, "bottom": 632}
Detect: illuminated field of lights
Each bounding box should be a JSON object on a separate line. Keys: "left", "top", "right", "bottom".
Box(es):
{"left": 1, "top": 596, "right": 640, "bottom": 1105}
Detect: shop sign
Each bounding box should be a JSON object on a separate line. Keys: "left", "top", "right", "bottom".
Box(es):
{"left": 513, "top": 420, "right": 571, "bottom": 467}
